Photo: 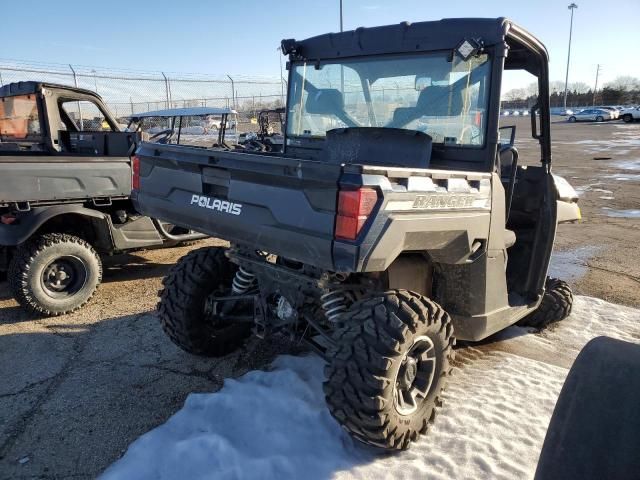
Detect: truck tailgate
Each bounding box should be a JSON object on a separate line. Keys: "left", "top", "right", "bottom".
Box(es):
{"left": 133, "top": 143, "right": 342, "bottom": 269}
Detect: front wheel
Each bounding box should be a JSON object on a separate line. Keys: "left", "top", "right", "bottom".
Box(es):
{"left": 8, "top": 233, "right": 102, "bottom": 316}
{"left": 596, "top": 116, "right": 604, "bottom": 122}
{"left": 623, "top": 114, "right": 633, "bottom": 123}
{"left": 324, "top": 290, "right": 455, "bottom": 450}
{"left": 517, "top": 277, "right": 573, "bottom": 329}
{"left": 157, "top": 246, "right": 252, "bottom": 356}
{"left": 568, "top": 116, "right": 577, "bottom": 123}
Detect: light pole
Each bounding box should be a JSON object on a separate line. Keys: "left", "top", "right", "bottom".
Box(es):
{"left": 339, "top": 0, "right": 343, "bottom": 32}
{"left": 563, "top": 3, "right": 578, "bottom": 111}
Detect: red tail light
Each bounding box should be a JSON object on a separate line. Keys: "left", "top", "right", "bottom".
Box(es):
{"left": 335, "top": 187, "right": 378, "bottom": 240}
{"left": 132, "top": 155, "right": 140, "bottom": 190}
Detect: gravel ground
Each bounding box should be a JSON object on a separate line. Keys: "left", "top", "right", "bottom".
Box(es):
{"left": 0, "top": 118, "right": 638, "bottom": 478}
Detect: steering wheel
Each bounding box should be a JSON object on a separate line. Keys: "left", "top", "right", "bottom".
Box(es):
{"left": 149, "top": 129, "right": 173, "bottom": 144}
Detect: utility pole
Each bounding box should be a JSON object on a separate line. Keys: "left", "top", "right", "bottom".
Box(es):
{"left": 563, "top": 3, "right": 578, "bottom": 111}
{"left": 91, "top": 69, "right": 99, "bottom": 94}
{"left": 339, "top": 0, "right": 344, "bottom": 100}
{"left": 69, "top": 64, "right": 83, "bottom": 128}
{"left": 278, "top": 47, "right": 285, "bottom": 107}
{"left": 227, "top": 75, "right": 235, "bottom": 109}
{"left": 592, "top": 64, "right": 602, "bottom": 107}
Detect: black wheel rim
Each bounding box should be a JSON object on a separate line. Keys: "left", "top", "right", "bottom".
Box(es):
{"left": 40, "top": 255, "right": 88, "bottom": 298}
{"left": 394, "top": 335, "right": 437, "bottom": 416}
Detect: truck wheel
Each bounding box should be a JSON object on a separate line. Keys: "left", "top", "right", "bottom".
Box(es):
{"left": 623, "top": 114, "right": 633, "bottom": 123}
{"left": 517, "top": 277, "right": 573, "bottom": 329}
{"left": 323, "top": 290, "right": 455, "bottom": 450}
{"left": 157, "top": 246, "right": 251, "bottom": 356}
{"left": 8, "top": 233, "right": 102, "bottom": 316}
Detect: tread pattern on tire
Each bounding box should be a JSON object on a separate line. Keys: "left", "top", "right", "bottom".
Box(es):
{"left": 157, "top": 246, "right": 251, "bottom": 357}
{"left": 517, "top": 277, "right": 573, "bottom": 329}
{"left": 8, "top": 233, "right": 102, "bottom": 316}
{"left": 323, "top": 289, "right": 455, "bottom": 450}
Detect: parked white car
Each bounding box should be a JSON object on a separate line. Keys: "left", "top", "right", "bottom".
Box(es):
{"left": 567, "top": 108, "right": 613, "bottom": 122}
{"left": 619, "top": 106, "right": 640, "bottom": 123}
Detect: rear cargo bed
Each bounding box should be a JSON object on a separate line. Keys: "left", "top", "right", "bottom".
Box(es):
{"left": 0, "top": 156, "right": 131, "bottom": 205}
{"left": 133, "top": 143, "right": 342, "bottom": 270}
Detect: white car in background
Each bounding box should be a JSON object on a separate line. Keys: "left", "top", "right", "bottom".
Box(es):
{"left": 567, "top": 108, "right": 613, "bottom": 122}
{"left": 600, "top": 106, "right": 620, "bottom": 119}
{"left": 619, "top": 106, "right": 640, "bottom": 123}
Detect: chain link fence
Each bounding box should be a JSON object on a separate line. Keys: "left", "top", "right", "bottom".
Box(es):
{"left": 0, "top": 59, "right": 286, "bottom": 123}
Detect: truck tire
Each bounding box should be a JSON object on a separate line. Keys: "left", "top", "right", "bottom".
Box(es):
{"left": 323, "top": 290, "right": 455, "bottom": 450}
{"left": 517, "top": 277, "right": 573, "bottom": 329}
{"left": 157, "top": 246, "right": 251, "bottom": 356}
{"left": 8, "top": 233, "right": 102, "bottom": 316}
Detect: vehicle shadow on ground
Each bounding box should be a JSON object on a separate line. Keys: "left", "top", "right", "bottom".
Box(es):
{"left": 0, "top": 309, "right": 297, "bottom": 478}
{"left": 101, "top": 253, "right": 174, "bottom": 283}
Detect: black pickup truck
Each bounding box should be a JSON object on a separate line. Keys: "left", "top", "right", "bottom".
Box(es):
{"left": 133, "top": 18, "right": 580, "bottom": 450}
{"left": 0, "top": 82, "right": 201, "bottom": 316}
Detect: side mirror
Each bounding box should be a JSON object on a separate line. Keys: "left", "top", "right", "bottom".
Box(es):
{"left": 305, "top": 89, "right": 344, "bottom": 115}
{"left": 498, "top": 125, "right": 516, "bottom": 147}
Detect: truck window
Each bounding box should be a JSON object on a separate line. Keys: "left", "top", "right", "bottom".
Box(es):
{"left": 60, "top": 100, "right": 113, "bottom": 132}
{"left": 0, "top": 94, "right": 42, "bottom": 140}
{"left": 287, "top": 52, "right": 491, "bottom": 147}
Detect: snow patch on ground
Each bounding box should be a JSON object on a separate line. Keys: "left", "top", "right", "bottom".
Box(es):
{"left": 101, "top": 297, "right": 640, "bottom": 480}
{"left": 602, "top": 208, "right": 640, "bottom": 218}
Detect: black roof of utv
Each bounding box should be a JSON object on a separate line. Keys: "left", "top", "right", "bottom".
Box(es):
{"left": 281, "top": 17, "right": 548, "bottom": 65}
{"left": 0, "top": 81, "right": 99, "bottom": 99}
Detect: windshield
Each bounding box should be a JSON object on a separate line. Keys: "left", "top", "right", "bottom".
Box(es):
{"left": 287, "top": 52, "right": 491, "bottom": 147}
{"left": 0, "top": 94, "right": 42, "bottom": 141}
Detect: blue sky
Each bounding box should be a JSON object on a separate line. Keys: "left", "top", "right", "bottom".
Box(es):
{"left": 1, "top": 0, "right": 638, "bottom": 90}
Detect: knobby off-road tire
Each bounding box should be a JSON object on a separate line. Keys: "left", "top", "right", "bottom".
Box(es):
{"left": 517, "top": 277, "right": 573, "bottom": 329}
{"left": 324, "top": 290, "right": 455, "bottom": 450}
{"left": 158, "top": 246, "right": 251, "bottom": 357}
{"left": 8, "top": 233, "right": 102, "bottom": 316}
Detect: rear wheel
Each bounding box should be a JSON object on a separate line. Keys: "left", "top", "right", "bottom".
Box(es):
{"left": 157, "top": 246, "right": 252, "bottom": 356}
{"left": 324, "top": 290, "right": 455, "bottom": 450}
{"left": 568, "top": 116, "right": 576, "bottom": 123}
{"left": 517, "top": 277, "right": 573, "bottom": 329}
{"left": 596, "top": 115, "right": 604, "bottom": 122}
{"left": 8, "top": 233, "right": 102, "bottom": 316}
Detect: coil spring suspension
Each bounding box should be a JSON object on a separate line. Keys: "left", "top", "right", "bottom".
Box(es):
{"left": 231, "top": 266, "right": 256, "bottom": 295}
{"left": 321, "top": 289, "right": 348, "bottom": 323}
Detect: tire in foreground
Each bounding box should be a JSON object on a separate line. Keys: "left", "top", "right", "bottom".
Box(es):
{"left": 324, "top": 290, "right": 455, "bottom": 450}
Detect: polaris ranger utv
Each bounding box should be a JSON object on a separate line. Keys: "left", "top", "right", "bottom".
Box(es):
{"left": 132, "top": 18, "right": 580, "bottom": 450}
{"left": 0, "top": 82, "right": 203, "bottom": 316}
